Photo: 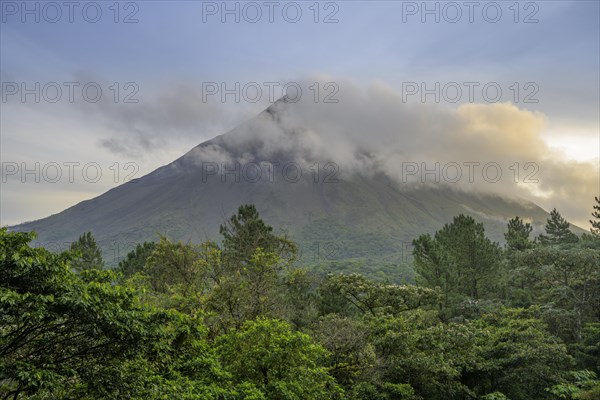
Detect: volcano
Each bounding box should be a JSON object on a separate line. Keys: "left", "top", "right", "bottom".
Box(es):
{"left": 12, "top": 99, "right": 566, "bottom": 281}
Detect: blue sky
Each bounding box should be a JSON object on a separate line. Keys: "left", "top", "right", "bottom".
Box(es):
{"left": 1, "top": 0, "right": 599, "bottom": 226}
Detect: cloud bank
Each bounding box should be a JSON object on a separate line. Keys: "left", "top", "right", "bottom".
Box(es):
{"left": 181, "top": 79, "right": 598, "bottom": 228}
{"left": 22, "top": 76, "right": 592, "bottom": 228}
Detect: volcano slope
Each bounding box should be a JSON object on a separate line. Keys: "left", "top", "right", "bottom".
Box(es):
{"left": 12, "top": 99, "right": 568, "bottom": 281}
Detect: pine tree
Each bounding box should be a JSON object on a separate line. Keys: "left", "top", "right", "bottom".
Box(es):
{"left": 590, "top": 196, "right": 600, "bottom": 237}
{"left": 505, "top": 216, "right": 534, "bottom": 251}
{"left": 220, "top": 204, "right": 276, "bottom": 264}
{"left": 117, "top": 241, "right": 156, "bottom": 279}
{"left": 539, "top": 208, "right": 579, "bottom": 245}
{"left": 414, "top": 214, "right": 501, "bottom": 302}
{"left": 219, "top": 204, "right": 297, "bottom": 269}
{"left": 69, "top": 232, "right": 104, "bottom": 271}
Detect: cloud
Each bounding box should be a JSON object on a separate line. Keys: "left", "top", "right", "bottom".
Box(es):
{"left": 35, "top": 73, "right": 261, "bottom": 157}
{"left": 189, "top": 78, "right": 597, "bottom": 228}
{"left": 88, "top": 83, "right": 230, "bottom": 153}
{"left": 18, "top": 75, "right": 592, "bottom": 228}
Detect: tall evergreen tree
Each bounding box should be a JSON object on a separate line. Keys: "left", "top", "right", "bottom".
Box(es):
{"left": 69, "top": 231, "right": 104, "bottom": 271}
{"left": 504, "top": 216, "right": 534, "bottom": 251}
{"left": 204, "top": 205, "right": 299, "bottom": 332}
{"left": 413, "top": 214, "right": 501, "bottom": 302}
{"left": 590, "top": 196, "right": 600, "bottom": 237}
{"left": 219, "top": 204, "right": 297, "bottom": 269}
{"left": 435, "top": 215, "right": 502, "bottom": 300}
{"left": 538, "top": 208, "right": 579, "bottom": 245}
{"left": 220, "top": 204, "right": 275, "bottom": 262}
{"left": 117, "top": 241, "right": 156, "bottom": 279}
{"left": 413, "top": 233, "right": 456, "bottom": 308}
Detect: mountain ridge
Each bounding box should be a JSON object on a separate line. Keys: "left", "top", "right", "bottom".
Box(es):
{"left": 10, "top": 100, "right": 584, "bottom": 280}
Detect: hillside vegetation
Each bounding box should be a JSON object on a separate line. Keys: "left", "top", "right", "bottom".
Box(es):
{"left": 13, "top": 102, "right": 577, "bottom": 275}
{"left": 1, "top": 199, "right": 600, "bottom": 399}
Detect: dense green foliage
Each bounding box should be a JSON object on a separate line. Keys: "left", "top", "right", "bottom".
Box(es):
{"left": 538, "top": 209, "right": 579, "bottom": 246}
{"left": 116, "top": 241, "right": 156, "bottom": 279}
{"left": 2, "top": 201, "right": 599, "bottom": 399}
{"left": 591, "top": 197, "right": 600, "bottom": 238}
{"left": 505, "top": 216, "right": 534, "bottom": 251}
{"left": 412, "top": 214, "right": 502, "bottom": 316}
{"left": 69, "top": 231, "right": 104, "bottom": 271}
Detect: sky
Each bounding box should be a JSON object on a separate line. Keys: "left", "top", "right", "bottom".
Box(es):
{"left": 1, "top": 0, "right": 599, "bottom": 228}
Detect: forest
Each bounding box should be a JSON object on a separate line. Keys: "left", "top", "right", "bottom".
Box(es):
{"left": 1, "top": 199, "right": 599, "bottom": 399}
